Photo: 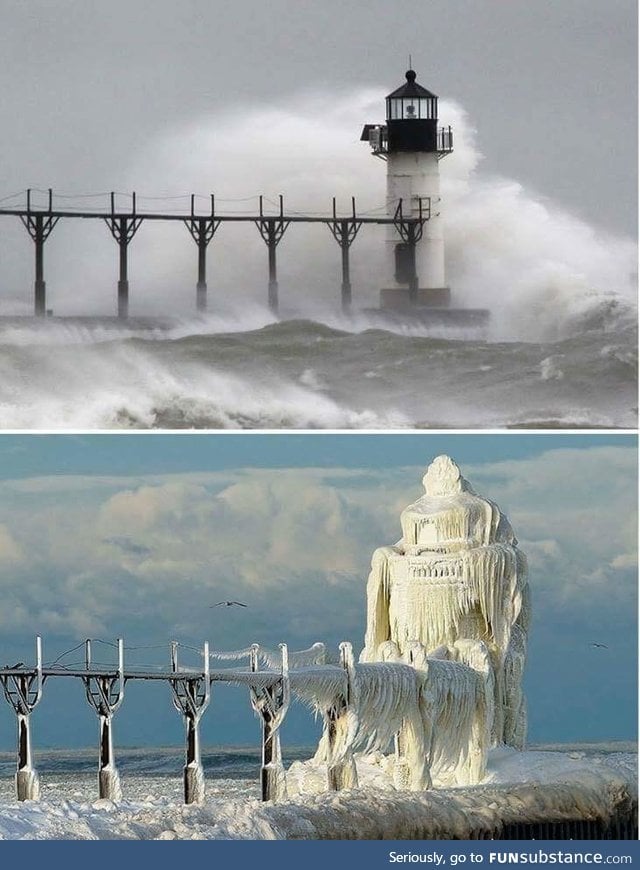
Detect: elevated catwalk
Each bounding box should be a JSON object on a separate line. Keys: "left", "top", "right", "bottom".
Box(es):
{"left": 0, "top": 190, "right": 488, "bottom": 326}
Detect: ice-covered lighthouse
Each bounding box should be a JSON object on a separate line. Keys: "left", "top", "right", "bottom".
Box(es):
{"left": 361, "top": 69, "right": 455, "bottom": 312}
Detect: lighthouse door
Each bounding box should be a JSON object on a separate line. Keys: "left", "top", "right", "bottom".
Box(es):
{"left": 394, "top": 242, "right": 415, "bottom": 285}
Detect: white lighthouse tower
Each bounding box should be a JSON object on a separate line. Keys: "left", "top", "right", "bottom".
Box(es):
{"left": 361, "top": 69, "right": 454, "bottom": 311}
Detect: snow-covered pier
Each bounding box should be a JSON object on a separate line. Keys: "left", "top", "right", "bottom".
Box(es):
{"left": 1, "top": 636, "right": 636, "bottom": 841}
{"left": 1, "top": 457, "right": 636, "bottom": 840}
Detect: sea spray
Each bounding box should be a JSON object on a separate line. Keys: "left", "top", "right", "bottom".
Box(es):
{"left": 0, "top": 91, "right": 633, "bottom": 344}
{"left": 117, "top": 90, "right": 636, "bottom": 343}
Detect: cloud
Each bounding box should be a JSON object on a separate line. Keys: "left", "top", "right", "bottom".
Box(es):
{"left": 0, "top": 446, "right": 634, "bottom": 650}
{"left": 465, "top": 446, "right": 637, "bottom": 606}
{"left": 610, "top": 553, "right": 637, "bottom": 571}
{"left": 102, "top": 537, "right": 153, "bottom": 558}
{"left": 0, "top": 524, "right": 22, "bottom": 564}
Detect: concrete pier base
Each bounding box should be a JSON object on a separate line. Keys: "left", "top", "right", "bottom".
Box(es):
{"left": 380, "top": 286, "right": 451, "bottom": 309}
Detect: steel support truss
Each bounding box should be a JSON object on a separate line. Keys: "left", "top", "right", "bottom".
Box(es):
{"left": 254, "top": 195, "right": 290, "bottom": 314}
{"left": 326, "top": 197, "right": 363, "bottom": 312}
{"left": 104, "top": 192, "right": 144, "bottom": 318}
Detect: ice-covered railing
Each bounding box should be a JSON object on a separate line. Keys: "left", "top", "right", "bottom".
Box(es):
{"left": 206, "top": 641, "right": 327, "bottom": 668}
{"left": 0, "top": 629, "right": 497, "bottom": 806}
{"left": 0, "top": 636, "right": 288, "bottom": 805}
{"left": 238, "top": 638, "right": 494, "bottom": 793}
{"left": 1, "top": 636, "right": 344, "bottom": 805}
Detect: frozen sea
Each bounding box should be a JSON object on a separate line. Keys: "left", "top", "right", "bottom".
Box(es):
{"left": 0, "top": 742, "right": 635, "bottom": 840}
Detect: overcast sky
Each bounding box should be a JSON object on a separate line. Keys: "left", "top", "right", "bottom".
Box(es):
{"left": 0, "top": 0, "right": 636, "bottom": 237}
{"left": 0, "top": 433, "right": 635, "bottom": 751}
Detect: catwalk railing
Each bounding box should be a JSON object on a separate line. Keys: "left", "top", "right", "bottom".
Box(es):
{"left": 0, "top": 190, "right": 435, "bottom": 317}
{"left": 0, "top": 635, "right": 349, "bottom": 805}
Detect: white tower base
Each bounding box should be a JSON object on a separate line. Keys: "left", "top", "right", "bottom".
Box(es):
{"left": 384, "top": 151, "right": 449, "bottom": 309}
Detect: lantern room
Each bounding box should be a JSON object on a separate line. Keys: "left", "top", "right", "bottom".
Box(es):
{"left": 386, "top": 69, "right": 438, "bottom": 120}
{"left": 386, "top": 69, "right": 439, "bottom": 152}
{"left": 360, "top": 70, "right": 453, "bottom": 157}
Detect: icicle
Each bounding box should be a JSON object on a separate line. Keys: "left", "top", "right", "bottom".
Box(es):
{"left": 361, "top": 546, "right": 397, "bottom": 661}
{"left": 208, "top": 646, "right": 254, "bottom": 662}
{"left": 260, "top": 642, "right": 326, "bottom": 669}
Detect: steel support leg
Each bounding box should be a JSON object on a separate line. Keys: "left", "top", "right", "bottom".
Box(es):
{"left": 169, "top": 641, "right": 210, "bottom": 805}
{"left": 249, "top": 644, "right": 290, "bottom": 802}
{"left": 82, "top": 638, "right": 125, "bottom": 801}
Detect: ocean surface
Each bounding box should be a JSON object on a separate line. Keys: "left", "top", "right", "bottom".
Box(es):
{"left": 0, "top": 311, "right": 636, "bottom": 429}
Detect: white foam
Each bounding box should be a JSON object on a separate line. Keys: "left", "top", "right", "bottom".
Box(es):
{"left": 0, "top": 341, "right": 409, "bottom": 429}
{"left": 116, "top": 91, "right": 637, "bottom": 344}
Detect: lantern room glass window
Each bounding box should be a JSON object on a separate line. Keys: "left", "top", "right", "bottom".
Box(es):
{"left": 386, "top": 97, "right": 437, "bottom": 120}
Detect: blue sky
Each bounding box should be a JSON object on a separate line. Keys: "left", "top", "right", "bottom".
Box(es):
{"left": 0, "top": 433, "right": 636, "bottom": 752}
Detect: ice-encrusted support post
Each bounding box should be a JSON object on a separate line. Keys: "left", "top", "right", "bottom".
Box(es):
{"left": 82, "top": 638, "right": 125, "bottom": 801}
{"left": 20, "top": 190, "right": 59, "bottom": 316}
{"left": 184, "top": 194, "right": 221, "bottom": 312}
{"left": 327, "top": 197, "right": 362, "bottom": 313}
{"left": 0, "top": 636, "right": 44, "bottom": 800}
{"left": 169, "top": 640, "right": 211, "bottom": 805}
{"left": 104, "top": 192, "right": 144, "bottom": 319}
{"left": 249, "top": 643, "right": 290, "bottom": 802}
{"left": 326, "top": 640, "right": 358, "bottom": 791}
{"left": 254, "top": 195, "right": 290, "bottom": 314}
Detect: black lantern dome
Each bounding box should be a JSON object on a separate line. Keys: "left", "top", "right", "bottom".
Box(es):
{"left": 360, "top": 70, "right": 453, "bottom": 158}
{"left": 385, "top": 70, "right": 439, "bottom": 152}
{"left": 386, "top": 70, "right": 438, "bottom": 121}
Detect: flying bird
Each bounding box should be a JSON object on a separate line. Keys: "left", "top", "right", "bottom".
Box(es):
{"left": 590, "top": 642, "right": 608, "bottom": 649}
{"left": 211, "top": 601, "right": 248, "bottom": 608}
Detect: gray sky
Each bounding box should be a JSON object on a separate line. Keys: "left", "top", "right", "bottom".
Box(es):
{"left": 0, "top": 0, "right": 636, "bottom": 236}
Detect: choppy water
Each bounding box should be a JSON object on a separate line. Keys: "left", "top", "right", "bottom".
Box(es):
{"left": 0, "top": 312, "right": 635, "bottom": 429}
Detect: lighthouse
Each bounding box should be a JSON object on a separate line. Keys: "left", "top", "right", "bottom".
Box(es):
{"left": 361, "top": 69, "right": 454, "bottom": 311}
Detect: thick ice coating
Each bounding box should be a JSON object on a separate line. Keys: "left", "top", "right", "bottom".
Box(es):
{"left": 361, "top": 455, "right": 530, "bottom": 749}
